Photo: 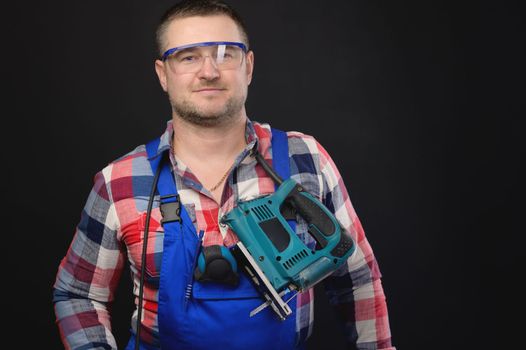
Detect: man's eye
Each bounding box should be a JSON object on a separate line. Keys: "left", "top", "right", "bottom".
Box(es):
{"left": 179, "top": 55, "right": 198, "bottom": 62}
{"left": 218, "top": 52, "right": 235, "bottom": 62}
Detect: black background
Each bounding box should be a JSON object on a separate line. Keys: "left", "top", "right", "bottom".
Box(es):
{"left": 3, "top": 1, "right": 524, "bottom": 349}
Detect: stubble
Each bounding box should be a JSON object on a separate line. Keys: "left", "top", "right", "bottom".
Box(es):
{"left": 170, "top": 90, "right": 245, "bottom": 128}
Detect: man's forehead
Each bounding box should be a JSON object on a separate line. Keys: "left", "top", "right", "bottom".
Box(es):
{"left": 163, "top": 15, "right": 243, "bottom": 49}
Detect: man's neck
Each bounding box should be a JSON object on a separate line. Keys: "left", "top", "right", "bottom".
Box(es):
{"left": 171, "top": 113, "right": 248, "bottom": 164}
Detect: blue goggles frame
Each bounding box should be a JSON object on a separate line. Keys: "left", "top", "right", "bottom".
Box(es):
{"left": 161, "top": 41, "right": 248, "bottom": 62}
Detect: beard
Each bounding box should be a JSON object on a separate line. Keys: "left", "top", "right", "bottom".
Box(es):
{"left": 170, "top": 90, "right": 246, "bottom": 128}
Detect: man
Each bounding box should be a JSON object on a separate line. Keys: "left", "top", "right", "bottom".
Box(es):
{"left": 53, "top": 1, "right": 395, "bottom": 349}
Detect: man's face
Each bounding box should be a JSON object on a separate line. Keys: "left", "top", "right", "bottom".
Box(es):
{"left": 155, "top": 15, "right": 254, "bottom": 127}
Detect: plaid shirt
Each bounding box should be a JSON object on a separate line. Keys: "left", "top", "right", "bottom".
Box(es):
{"left": 53, "top": 119, "right": 395, "bottom": 350}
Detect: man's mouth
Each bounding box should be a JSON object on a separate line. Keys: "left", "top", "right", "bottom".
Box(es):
{"left": 193, "top": 88, "right": 226, "bottom": 98}
{"left": 194, "top": 87, "right": 225, "bottom": 92}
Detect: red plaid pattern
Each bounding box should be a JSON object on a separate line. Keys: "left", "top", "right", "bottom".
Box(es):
{"left": 53, "top": 119, "right": 395, "bottom": 349}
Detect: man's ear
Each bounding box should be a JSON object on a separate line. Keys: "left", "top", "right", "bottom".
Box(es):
{"left": 155, "top": 59, "right": 168, "bottom": 92}
{"left": 245, "top": 51, "right": 254, "bottom": 86}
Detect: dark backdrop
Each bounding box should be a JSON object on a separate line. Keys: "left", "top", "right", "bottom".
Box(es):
{"left": 3, "top": 1, "right": 523, "bottom": 349}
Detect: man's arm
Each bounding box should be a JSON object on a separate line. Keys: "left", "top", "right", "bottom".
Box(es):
{"left": 316, "top": 141, "right": 395, "bottom": 350}
{"left": 53, "top": 169, "right": 124, "bottom": 350}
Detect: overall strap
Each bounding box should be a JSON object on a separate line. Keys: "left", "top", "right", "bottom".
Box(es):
{"left": 270, "top": 128, "right": 296, "bottom": 232}
{"left": 145, "top": 138, "right": 163, "bottom": 180}
{"left": 145, "top": 138, "right": 195, "bottom": 229}
{"left": 270, "top": 128, "right": 290, "bottom": 182}
{"left": 143, "top": 138, "right": 198, "bottom": 350}
{"left": 145, "top": 139, "right": 181, "bottom": 222}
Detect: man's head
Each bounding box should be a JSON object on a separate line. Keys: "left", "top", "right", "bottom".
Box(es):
{"left": 154, "top": 0, "right": 254, "bottom": 127}
{"left": 156, "top": 0, "right": 250, "bottom": 56}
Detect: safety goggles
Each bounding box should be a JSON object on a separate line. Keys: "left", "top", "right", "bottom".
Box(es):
{"left": 161, "top": 41, "right": 248, "bottom": 74}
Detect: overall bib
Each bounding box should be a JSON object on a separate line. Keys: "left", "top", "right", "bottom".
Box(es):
{"left": 126, "top": 129, "right": 304, "bottom": 350}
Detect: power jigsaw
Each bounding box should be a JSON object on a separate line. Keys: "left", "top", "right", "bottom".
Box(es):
{"left": 221, "top": 151, "right": 356, "bottom": 320}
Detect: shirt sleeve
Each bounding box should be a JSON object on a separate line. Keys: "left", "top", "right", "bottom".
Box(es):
{"left": 316, "top": 141, "right": 395, "bottom": 350}
{"left": 52, "top": 168, "right": 124, "bottom": 350}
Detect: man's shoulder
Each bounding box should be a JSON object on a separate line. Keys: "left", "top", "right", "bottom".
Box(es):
{"left": 252, "top": 121, "right": 321, "bottom": 151}
{"left": 255, "top": 122, "right": 326, "bottom": 161}
{"left": 97, "top": 142, "right": 152, "bottom": 181}
{"left": 113, "top": 143, "right": 150, "bottom": 164}
{"left": 98, "top": 120, "right": 172, "bottom": 178}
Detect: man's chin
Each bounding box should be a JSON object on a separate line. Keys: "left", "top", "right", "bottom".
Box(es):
{"left": 194, "top": 107, "right": 227, "bottom": 118}
{"left": 174, "top": 108, "right": 232, "bottom": 127}
{"left": 171, "top": 97, "right": 244, "bottom": 127}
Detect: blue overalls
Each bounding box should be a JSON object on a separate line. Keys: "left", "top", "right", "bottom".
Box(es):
{"left": 126, "top": 129, "right": 305, "bottom": 350}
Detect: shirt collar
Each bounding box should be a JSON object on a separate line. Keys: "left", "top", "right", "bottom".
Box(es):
{"left": 147, "top": 117, "right": 261, "bottom": 161}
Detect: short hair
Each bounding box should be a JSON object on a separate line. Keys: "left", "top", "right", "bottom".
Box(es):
{"left": 156, "top": 0, "right": 250, "bottom": 56}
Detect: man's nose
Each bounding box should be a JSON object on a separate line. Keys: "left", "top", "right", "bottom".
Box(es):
{"left": 196, "top": 56, "right": 220, "bottom": 80}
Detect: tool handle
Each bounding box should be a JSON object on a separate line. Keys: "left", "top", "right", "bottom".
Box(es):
{"left": 287, "top": 185, "right": 337, "bottom": 249}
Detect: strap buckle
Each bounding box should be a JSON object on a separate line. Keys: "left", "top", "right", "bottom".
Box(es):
{"left": 160, "top": 194, "right": 181, "bottom": 224}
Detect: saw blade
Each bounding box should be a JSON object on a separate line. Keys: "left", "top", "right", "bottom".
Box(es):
{"left": 250, "top": 288, "right": 296, "bottom": 317}
{"left": 235, "top": 242, "right": 292, "bottom": 320}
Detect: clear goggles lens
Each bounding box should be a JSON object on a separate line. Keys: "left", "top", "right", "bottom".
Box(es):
{"left": 162, "top": 42, "right": 247, "bottom": 74}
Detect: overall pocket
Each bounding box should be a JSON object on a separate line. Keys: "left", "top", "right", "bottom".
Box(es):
{"left": 180, "top": 273, "right": 295, "bottom": 350}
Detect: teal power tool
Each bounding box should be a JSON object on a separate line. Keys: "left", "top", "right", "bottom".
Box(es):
{"left": 221, "top": 151, "right": 356, "bottom": 320}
